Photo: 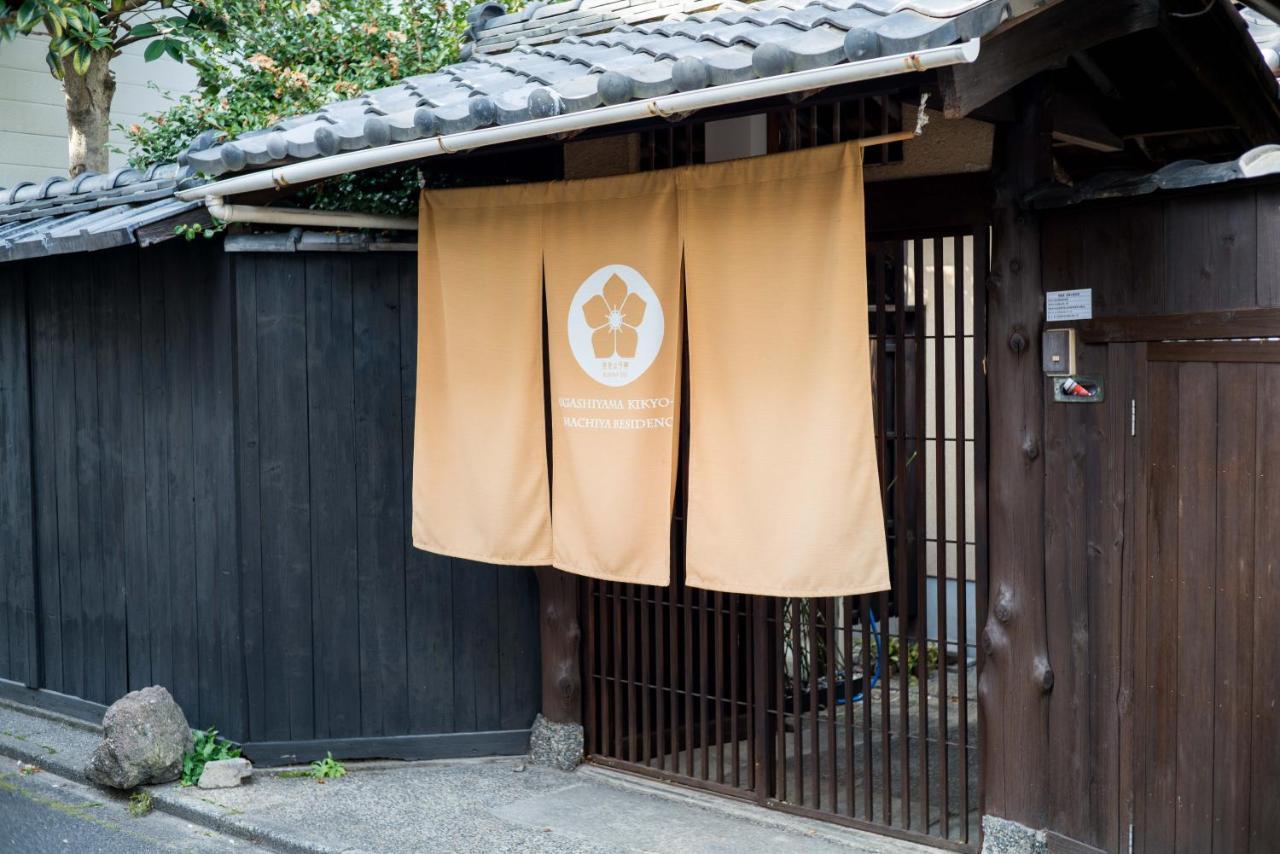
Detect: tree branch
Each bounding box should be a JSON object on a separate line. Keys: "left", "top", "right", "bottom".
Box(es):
{"left": 112, "top": 31, "right": 151, "bottom": 48}
{"left": 102, "top": 0, "right": 157, "bottom": 23}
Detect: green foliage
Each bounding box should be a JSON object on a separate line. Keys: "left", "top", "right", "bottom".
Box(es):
{"left": 180, "top": 727, "right": 241, "bottom": 787}
{"left": 308, "top": 751, "right": 346, "bottom": 782}
{"left": 173, "top": 218, "right": 224, "bottom": 239}
{"left": 127, "top": 789, "right": 153, "bottom": 817}
{"left": 886, "top": 637, "right": 939, "bottom": 679}
{"left": 123, "top": 0, "right": 472, "bottom": 214}
{"left": 0, "top": 0, "right": 221, "bottom": 80}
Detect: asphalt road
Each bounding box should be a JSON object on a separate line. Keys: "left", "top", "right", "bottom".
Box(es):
{"left": 0, "top": 763, "right": 260, "bottom": 853}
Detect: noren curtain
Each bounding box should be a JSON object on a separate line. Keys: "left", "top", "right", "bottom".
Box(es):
{"left": 413, "top": 141, "right": 889, "bottom": 597}
{"left": 411, "top": 184, "right": 552, "bottom": 565}
{"left": 679, "top": 143, "right": 889, "bottom": 596}
{"left": 543, "top": 172, "right": 682, "bottom": 585}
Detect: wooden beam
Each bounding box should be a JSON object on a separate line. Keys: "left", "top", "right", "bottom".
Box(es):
{"left": 1046, "top": 830, "right": 1108, "bottom": 854}
{"left": 242, "top": 728, "right": 532, "bottom": 766}
{"left": 982, "top": 81, "right": 1053, "bottom": 827}
{"left": 536, "top": 567, "right": 582, "bottom": 725}
{"left": 939, "top": 0, "right": 1160, "bottom": 119}
{"left": 1158, "top": 0, "right": 1280, "bottom": 147}
{"left": 134, "top": 206, "right": 214, "bottom": 248}
{"left": 865, "top": 171, "right": 993, "bottom": 237}
{"left": 1148, "top": 340, "right": 1280, "bottom": 362}
{"left": 0, "top": 678, "right": 107, "bottom": 725}
{"left": 1049, "top": 87, "right": 1124, "bottom": 152}
{"left": 1067, "top": 306, "right": 1280, "bottom": 343}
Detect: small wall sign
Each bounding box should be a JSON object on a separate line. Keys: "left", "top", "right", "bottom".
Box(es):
{"left": 1046, "top": 288, "right": 1093, "bottom": 322}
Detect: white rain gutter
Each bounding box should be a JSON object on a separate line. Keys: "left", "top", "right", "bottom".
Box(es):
{"left": 205, "top": 198, "right": 416, "bottom": 231}
{"left": 178, "top": 38, "right": 980, "bottom": 203}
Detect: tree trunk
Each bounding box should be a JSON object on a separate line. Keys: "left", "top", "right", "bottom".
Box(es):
{"left": 63, "top": 49, "right": 116, "bottom": 177}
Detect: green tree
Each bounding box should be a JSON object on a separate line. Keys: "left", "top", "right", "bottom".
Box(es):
{"left": 0, "top": 0, "right": 225, "bottom": 175}
{"left": 125, "top": 0, "right": 470, "bottom": 213}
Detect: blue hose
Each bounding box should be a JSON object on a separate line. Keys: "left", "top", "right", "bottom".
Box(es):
{"left": 838, "top": 608, "right": 881, "bottom": 704}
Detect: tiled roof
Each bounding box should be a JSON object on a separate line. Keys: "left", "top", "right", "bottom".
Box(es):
{"left": 1240, "top": 5, "right": 1280, "bottom": 72}
{"left": 184, "top": 0, "right": 1011, "bottom": 177}
{"left": 1024, "top": 144, "right": 1280, "bottom": 209}
{"left": 0, "top": 163, "right": 203, "bottom": 263}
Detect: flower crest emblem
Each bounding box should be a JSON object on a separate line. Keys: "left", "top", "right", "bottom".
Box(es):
{"left": 582, "top": 274, "right": 647, "bottom": 359}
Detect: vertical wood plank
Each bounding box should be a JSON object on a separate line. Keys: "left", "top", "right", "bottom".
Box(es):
{"left": 1043, "top": 341, "right": 1098, "bottom": 845}
{"left": 304, "top": 255, "right": 360, "bottom": 739}
{"left": 72, "top": 264, "right": 106, "bottom": 704}
{"left": 911, "top": 237, "right": 930, "bottom": 833}
{"left": 255, "top": 255, "right": 313, "bottom": 740}
{"left": 1142, "top": 360, "right": 1179, "bottom": 853}
{"left": 233, "top": 255, "right": 266, "bottom": 740}
{"left": 1249, "top": 363, "right": 1280, "bottom": 853}
{"left": 138, "top": 251, "right": 172, "bottom": 698}
{"left": 52, "top": 269, "right": 81, "bottom": 697}
{"left": 931, "top": 237, "right": 949, "bottom": 833}
{"left": 189, "top": 246, "right": 231, "bottom": 727}
{"left": 160, "top": 249, "right": 200, "bottom": 719}
{"left": 953, "top": 235, "right": 969, "bottom": 843}
{"left": 92, "top": 255, "right": 131, "bottom": 704}
{"left": 1126, "top": 343, "right": 1149, "bottom": 854}
{"left": 1173, "top": 361, "right": 1216, "bottom": 854}
{"left": 0, "top": 266, "right": 37, "bottom": 686}
{"left": 353, "top": 255, "right": 411, "bottom": 737}
{"left": 0, "top": 270, "right": 17, "bottom": 682}
{"left": 399, "top": 255, "right": 455, "bottom": 734}
{"left": 497, "top": 567, "right": 539, "bottom": 730}
{"left": 451, "top": 559, "right": 501, "bottom": 732}
{"left": 1212, "top": 362, "right": 1256, "bottom": 853}
{"left": 114, "top": 254, "right": 150, "bottom": 694}
{"left": 1255, "top": 187, "right": 1280, "bottom": 308}
{"left": 27, "top": 271, "right": 63, "bottom": 692}
{"left": 893, "top": 242, "right": 910, "bottom": 828}
{"left": 206, "top": 249, "right": 243, "bottom": 737}
{"left": 1094, "top": 342, "right": 1127, "bottom": 854}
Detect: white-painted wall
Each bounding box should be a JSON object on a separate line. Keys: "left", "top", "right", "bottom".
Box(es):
{"left": 0, "top": 32, "right": 197, "bottom": 187}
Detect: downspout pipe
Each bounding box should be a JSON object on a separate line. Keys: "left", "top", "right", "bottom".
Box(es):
{"left": 205, "top": 197, "right": 417, "bottom": 231}
{"left": 178, "top": 39, "right": 980, "bottom": 202}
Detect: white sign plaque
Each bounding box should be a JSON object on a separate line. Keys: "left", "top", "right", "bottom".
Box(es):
{"left": 1046, "top": 288, "right": 1092, "bottom": 322}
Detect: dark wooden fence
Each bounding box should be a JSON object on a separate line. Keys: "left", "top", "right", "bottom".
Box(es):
{"left": 0, "top": 240, "right": 540, "bottom": 761}
{"left": 984, "top": 178, "right": 1280, "bottom": 853}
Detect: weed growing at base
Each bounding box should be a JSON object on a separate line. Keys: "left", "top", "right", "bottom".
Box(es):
{"left": 128, "top": 790, "right": 153, "bottom": 817}
{"left": 180, "top": 728, "right": 241, "bottom": 787}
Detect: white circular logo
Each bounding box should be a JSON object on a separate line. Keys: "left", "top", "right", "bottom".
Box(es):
{"left": 567, "top": 264, "right": 665, "bottom": 387}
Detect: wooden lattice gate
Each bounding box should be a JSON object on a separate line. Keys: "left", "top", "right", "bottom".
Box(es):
{"left": 582, "top": 216, "right": 987, "bottom": 850}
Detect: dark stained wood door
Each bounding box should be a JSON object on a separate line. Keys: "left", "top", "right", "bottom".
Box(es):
{"left": 1134, "top": 341, "right": 1280, "bottom": 854}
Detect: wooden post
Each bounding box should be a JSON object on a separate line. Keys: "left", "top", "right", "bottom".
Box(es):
{"left": 982, "top": 81, "right": 1053, "bottom": 828}
{"left": 535, "top": 566, "right": 582, "bottom": 725}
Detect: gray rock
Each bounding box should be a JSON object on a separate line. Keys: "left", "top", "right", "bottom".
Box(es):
{"left": 198, "top": 757, "right": 252, "bottom": 790}
{"left": 981, "top": 815, "right": 1047, "bottom": 854}
{"left": 527, "top": 713, "right": 583, "bottom": 771}
{"left": 84, "top": 686, "right": 194, "bottom": 789}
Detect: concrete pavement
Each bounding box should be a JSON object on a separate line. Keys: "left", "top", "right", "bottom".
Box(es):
{"left": 0, "top": 698, "right": 943, "bottom": 854}
{"left": 0, "top": 760, "right": 258, "bottom": 852}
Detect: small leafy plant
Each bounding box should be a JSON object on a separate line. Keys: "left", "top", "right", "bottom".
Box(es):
{"left": 309, "top": 752, "right": 346, "bottom": 782}
{"left": 173, "top": 219, "right": 226, "bottom": 241}
{"left": 180, "top": 727, "right": 241, "bottom": 787}
{"left": 128, "top": 790, "right": 153, "bottom": 817}
{"left": 886, "top": 638, "right": 940, "bottom": 679}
